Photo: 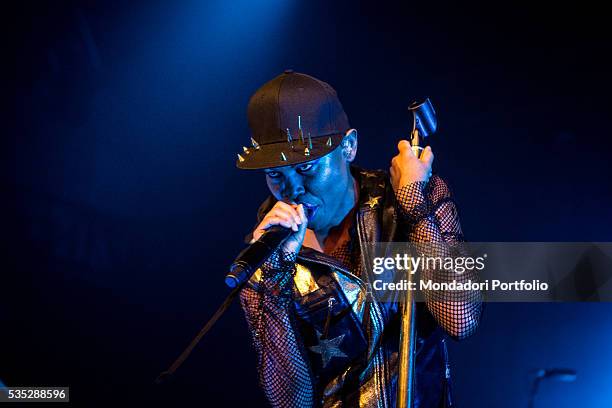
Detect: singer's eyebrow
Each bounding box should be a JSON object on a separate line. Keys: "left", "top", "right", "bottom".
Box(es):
{"left": 263, "top": 168, "right": 283, "bottom": 175}
{"left": 295, "top": 158, "right": 320, "bottom": 167}
{"left": 262, "top": 158, "right": 320, "bottom": 175}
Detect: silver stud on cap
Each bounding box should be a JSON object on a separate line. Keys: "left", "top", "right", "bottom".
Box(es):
{"left": 286, "top": 128, "right": 294, "bottom": 150}
{"left": 298, "top": 115, "right": 304, "bottom": 144}
{"left": 250, "top": 138, "right": 260, "bottom": 150}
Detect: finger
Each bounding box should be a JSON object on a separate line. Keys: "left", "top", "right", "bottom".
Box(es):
{"left": 274, "top": 211, "right": 299, "bottom": 231}
{"left": 290, "top": 203, "right": 305, "bottom": 225}
{"left": 271, "top": 206, "right": 301, "bottom": 228}
{"left": 257, "top": 211, "right": 293, "bottom": 229}
{"left": 389, "top": 166, "right": 396, "bottom": 180}
{"left": 391, "top": 155, "right": 403, "bottom": 169}
{"left": 420, "top": 146, "right": 434, "bottom": 167}
{"left": 397, "top": 140, "right": 414, "bottom": 156}
{"left": 267, "top": 202, "right": 300, "bottom": 226}
{"left": 257, "top": 215, "right": 295, "bottom": 231}
{"left": 274, "top": 201, "right": 302, "bottom": 225}
{"left": 269, "top": 208, "right": 295, "bottom": 225}
{"left": 296, "top": 204, "right": 308, "bottom": 230}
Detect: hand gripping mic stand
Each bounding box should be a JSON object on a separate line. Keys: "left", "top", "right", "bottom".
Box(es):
{"left": 397, "top": 98, "right": 437, "bottom": 408}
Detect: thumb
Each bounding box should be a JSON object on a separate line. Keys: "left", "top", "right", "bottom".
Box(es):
{"left": 283, "top": 204, "right": 308, "bottom": 254}
{"left": 420, "top": 146, "right": 434, "bottom": 167}
{"left": 295, "top": 204, "right": 308, "bottom": 237}
{"left": 398, "top": 140, "right": 414, "bottom": 156}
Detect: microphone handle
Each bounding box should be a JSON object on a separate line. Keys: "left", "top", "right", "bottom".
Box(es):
{"left": 225, "top": 226, "right": 292, "bottom": 288}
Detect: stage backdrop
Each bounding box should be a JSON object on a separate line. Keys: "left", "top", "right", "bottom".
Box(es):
{"left": 5, "top": 1, "right": 612, "bottom": 406}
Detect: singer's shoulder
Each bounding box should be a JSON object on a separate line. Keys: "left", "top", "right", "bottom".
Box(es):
{"left": 353, "top": 166, "right": 388, "bottom": 180}
{"left": 353, "top": 167, "right": 389, "bottom": 192}
{"left": 353, "top": 166, "right": 455, "bottom": 199}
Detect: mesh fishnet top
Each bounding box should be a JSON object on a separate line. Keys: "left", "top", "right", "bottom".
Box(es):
{"left": 239, "top": 175, "right": 482, "bottom": 407}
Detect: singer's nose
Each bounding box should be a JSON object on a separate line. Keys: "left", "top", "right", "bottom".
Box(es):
{"left": 283, "top": 176, "right": 305, "bottom": 201}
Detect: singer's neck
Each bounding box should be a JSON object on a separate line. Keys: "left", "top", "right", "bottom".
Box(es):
{"left": 304, "top": 176, "right": 358, "bottom": 253}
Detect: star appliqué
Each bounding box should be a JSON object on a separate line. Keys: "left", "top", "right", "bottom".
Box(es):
{"left": 365, "top": 196, "right": 382, "bottom": 209}
{"left": 309, "top": 331, "right": 348, "bottom": 368}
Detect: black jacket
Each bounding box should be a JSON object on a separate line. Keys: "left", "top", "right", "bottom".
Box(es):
{"left": 249, "top": 166, "right": 469, "bottom": 407}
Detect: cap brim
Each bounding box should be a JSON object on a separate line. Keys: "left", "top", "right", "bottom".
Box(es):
{"left": 236, "top": 133, "right": 344, "bottom": 170}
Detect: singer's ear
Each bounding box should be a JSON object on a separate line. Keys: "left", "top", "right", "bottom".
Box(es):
{"left": 341, "top": 129, "right": 358, "bottom": 163}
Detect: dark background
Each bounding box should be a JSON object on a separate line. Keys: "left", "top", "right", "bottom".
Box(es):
{"left": 4, "top": 0, "right": 612, "bottom": 406}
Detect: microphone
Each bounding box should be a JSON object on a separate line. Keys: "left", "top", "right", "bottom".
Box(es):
{"left": 535, "top": 368, "right": 577, "bottom": 382}
{"left": 225, "top": 225, "right": 292, "bottom": 288}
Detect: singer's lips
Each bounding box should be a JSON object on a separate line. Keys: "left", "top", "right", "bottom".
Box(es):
{"left": 300, "top": 203, "right": 319, "bottom": 220}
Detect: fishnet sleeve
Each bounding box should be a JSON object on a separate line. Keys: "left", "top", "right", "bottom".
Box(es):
{"left": 239, "top": 249, "right": 316, "bottom": 408}
{"left": 395, "top": 175, "right": 482, "bottom": 340}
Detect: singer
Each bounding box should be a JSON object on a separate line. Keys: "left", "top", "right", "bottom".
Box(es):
{"left": 235, "top": 70, "right": 482, "bottom": 407}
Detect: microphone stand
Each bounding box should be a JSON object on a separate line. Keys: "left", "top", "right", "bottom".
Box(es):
{"left": 155, "top": 287, "right": 241, "bottom": 384}
{"left": 396, "top": 270, "right": 417, "bottom": 408}
{"left": 396, "top": 127, "right": 421, "bottom": 408}
{"left": 156, "top": 227, "right": 288, "bottom": 383}
{"left": 397, "top": 98, "right": 437, "bottom": 408}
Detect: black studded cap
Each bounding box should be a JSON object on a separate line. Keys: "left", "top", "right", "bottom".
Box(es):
{"left": 236, "top": 70, "right": 350, "bottom": 170}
